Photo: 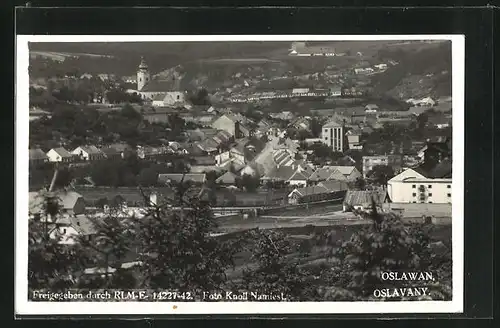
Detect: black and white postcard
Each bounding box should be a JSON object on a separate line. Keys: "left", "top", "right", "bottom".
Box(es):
{"left": 16, "top": 35, "right": 464, "bottom": 315}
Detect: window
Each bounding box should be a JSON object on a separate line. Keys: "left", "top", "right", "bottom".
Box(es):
{"left": 429, "top": 201, "right": 433, "bottom": 203}
{"left": 412, "top": 193, "right": 416, "bottom": 197}
{"left": 447, "top": 193, "right": 451, "bottom": 197}
{"left": 447, "top": 185, "right": 451, "bottom": 188}
{"left": 177, "top": 95, "right": 180, "bottom": 100}
{"left": 428, "top": 193, "right": 432, "bottom": 197}
{"left": 428, "top": 185, "right": 432, "bottom": 188}
{"left": 412, "top": 201, "right": 416, "bottom": 203}
{"left": 412, "top": 185, "right": 416, "bottom": 188}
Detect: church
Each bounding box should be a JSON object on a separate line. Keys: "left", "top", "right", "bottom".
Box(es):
{"left": 134, "top": 57, "right": 186, "bottom": 107}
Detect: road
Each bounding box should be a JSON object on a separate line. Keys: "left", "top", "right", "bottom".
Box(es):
{"left": 216, "top": 213, "right": 452, "bottom": 234}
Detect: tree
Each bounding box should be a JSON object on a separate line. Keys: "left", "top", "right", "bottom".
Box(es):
{"left": 354, "top": 177, "right": 366, "bottom": 190}
{"left": 366, "top": 165, "right": 395, "bottom": 187}
{"left": 239, "top": 229, "right": 313, "bottom": 301}
{"left": 121, "top": 104, "right": 141, "bottom": 120}
{"left": 188, "top": 88, "right": 211, "bottom": 106}
{"left": 332, "top": 202, "right": 452, "bottom": 300}
{"left": 310, "top": 118, "right": 323, "bottom": 138}
{"left": 53, "top": 167, "right": 73, "bottom": 188}
{"left": 135, "top": 185, "right": 238, "bottom": 295}
{"left": 137, "top": 167, "right": 159, "bottom": 187}
{"left": 95, "top": 197, "right": 109, "bottom": 209}
{"left": 417, "top": 112, "right": 429, "bottom": 130}
{"left": 236, "top": 174, "right": 260, "bottom": 192}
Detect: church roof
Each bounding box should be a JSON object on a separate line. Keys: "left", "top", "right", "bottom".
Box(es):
{"left": 139, "top": 79, "right": 180, "bottom": 93}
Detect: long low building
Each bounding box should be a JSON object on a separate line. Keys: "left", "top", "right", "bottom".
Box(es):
{"left": 287, "top": 180, "right": 348, "bottom": 205}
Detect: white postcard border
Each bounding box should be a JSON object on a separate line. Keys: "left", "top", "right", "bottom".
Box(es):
{"left": 15, "top": 34, "right": 464, "bottom": 315}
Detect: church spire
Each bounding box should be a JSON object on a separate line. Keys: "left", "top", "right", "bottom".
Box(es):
{"left": 138, "top": 56, "right": 148, "bottom": 70}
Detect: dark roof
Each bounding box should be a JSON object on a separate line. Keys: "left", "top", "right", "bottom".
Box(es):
{"left": 344, "top": 190, "right": 387, "bottom": 207}
{"left": 216, "top": 171, "right": 238, "bottom": 184}
{"left": 79, "top": 145, "right": 103, "bottom": 155}
{"left": 414, "top": 158, "right": 452, "bottom": 178}
{"left": 152, "top": 94, "right": 166, "bottom": 101}
{"left": 101, "top": 147, "right": 120, "bottom": 156}
{"left": 139, "top": 80, "right": 180, "bottom": 92}
{"left": 68, "top": 215, "right": 97, "bottom": 235}
{"left": 158, "top": 173, "right": 206, "bottom": 184}
{"left": 29, "top": 191, "right": 83, "bottom": 214}
{"left": 108, "top": 143, "right": 130, "bottom": 152}
{"left": 29, "top": 149, "right": 48, "bottom": 160}
{"left": 193, "top": 156, "right": 216, "bottom": 166}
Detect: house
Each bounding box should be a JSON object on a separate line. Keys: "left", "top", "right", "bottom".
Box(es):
{"left": 387, "top": 160, "right": 452, "bottom": 204}
{"left": 186, "top": 128, "right": 218, "bottom": 142}
{"left": 365, "top": 104, "right": 379, "bottom": 113}
{"left": 80, "top": 73, "right": 93, "bottom": 79}
{"left": 192, "top": 156, "right": 217, "bottom": 167}
{"left": 46, "top": 147, "right": 74, "bottom": 163}
{"left": 343, "top": 189, "right": 388, "bottom": 212}
{"left": 240, "top": 165, "right": 258, "bottom": 177}
{"left": 48, "top": 214, "right": 97, "bottom": 245}
{"left": 418, "top": 97, "right": 436, "bottom": 107}
{"left": 212, "top": 130, "right": 234, "bottom": 146}
{"left": 329, "top": 86, "right": 342, "bottom": 97}
{"left": 72, "top": 146, "right": 106, "bottom": 161}
{"left": 308, "top": 166, "right": 347, "bottom": 184}
{"left": 216, "top": 171, "right": 238, "bottom": 185}
{"left": 158, "top": 173, "right": 206, "bottom": 185}
{"left": 362, "top": 155, "right": 403, "bottom": 178}
{"left": 326, "top": 165, "right": 362, "bottom": 182}
{"left": 427, "top": 115, "right": 451, "bottom": 129}
{"left": 29, "top": 149, "right": 49, "bottom": 166}
{"left": 100, "top": 147, "right": 122, "bottom": 160}
{"left": 287, "top": 180, "right": 348, "bottom": 205}
{"left": 136, "top": 146, "right": 168, "bottom": 160}
{"left": 262, "top": 164, "right": 313, "bottom": 187}
{"left": 374, "top": 63, "right": 388, "bottom": 70}
{"left": 211, "top": 113, "right": 250, "bottom": 137}
{"left": 273, "top": 148, "right": 295, "bottom": 167}
{"left": 292, "top": 88, "right": 309, "bottom": 95}
{"left": 417, "top": 137, "right": 451, "bottom": 169}
{"left": 197, "top": 139, "right": 219, "bottom": 155}
{"left": 29, "top": 191, "right": 86, "bottom": 219}
{"left": 287, "top": 165, "right": 314, "bottom": 187}
{"left": 289, "top": 117, "right": 311, "bottom": 131}
{"left": 345, "top": 129, "right": 363, "bottom": 150}
{"left": 107, "top": 143, "right": 131, "bottom": 158}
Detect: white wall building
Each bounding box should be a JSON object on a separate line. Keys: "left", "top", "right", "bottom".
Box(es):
{"left": 322, "top": 121, "right": 344, "bottom": 152}
{"left": 387, "top": 168, "right": 452, "bottom": 204}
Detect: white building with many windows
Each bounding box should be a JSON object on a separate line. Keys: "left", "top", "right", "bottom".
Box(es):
{"left": 322, "top": 121, "right": 344, "bottom": 152}
{"left": 387, "top": 166, "right": 452, "bottom": 204}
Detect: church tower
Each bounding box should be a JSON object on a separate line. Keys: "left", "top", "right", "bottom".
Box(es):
{"left": 137, "top": 56, "right": 150, "bottom": 91}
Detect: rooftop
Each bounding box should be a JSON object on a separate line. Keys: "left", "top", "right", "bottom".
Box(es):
{"left": 158, "top": 173, "right": 206, "bottom": 184}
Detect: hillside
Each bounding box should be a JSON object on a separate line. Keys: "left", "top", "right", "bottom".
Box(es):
{"left": 370, "top": 41, "right": 452, "bottom": 99}
{"left": 28, "top": 42, "right": 291, "bottom": 77}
